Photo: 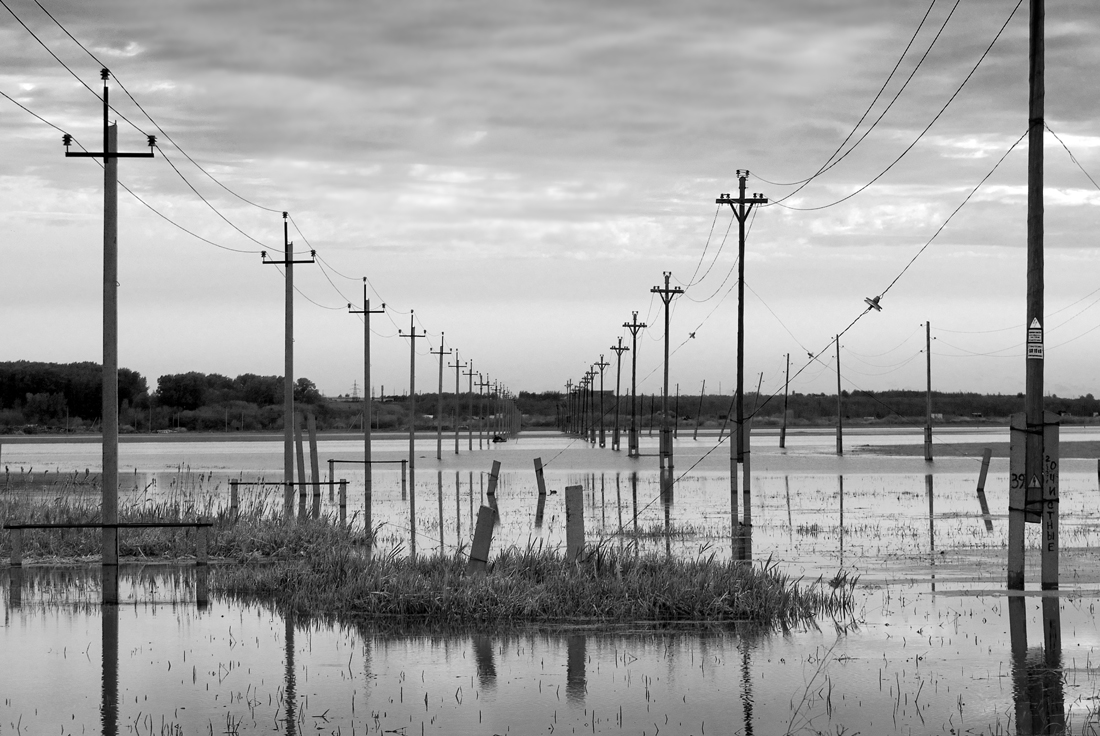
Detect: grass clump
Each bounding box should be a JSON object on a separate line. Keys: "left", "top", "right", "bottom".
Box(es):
{"left": 215, "top": 543, "right": 857, "bottom": 629}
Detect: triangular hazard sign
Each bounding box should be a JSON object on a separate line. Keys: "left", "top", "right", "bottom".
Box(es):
{"left": 1030, "top": 318, "right": 1041, "bottom": 329}
{"left": 1029, "top": 475, "right": 1041, "bottom": 488}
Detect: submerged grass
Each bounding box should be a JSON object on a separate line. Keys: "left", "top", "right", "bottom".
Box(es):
{"left": 216, "top": 541, "right": 857, "bottom": 629}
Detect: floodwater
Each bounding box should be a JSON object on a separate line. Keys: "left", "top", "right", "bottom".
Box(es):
{"left": 3, "top": 428, "right": 1100, "bottom": 733}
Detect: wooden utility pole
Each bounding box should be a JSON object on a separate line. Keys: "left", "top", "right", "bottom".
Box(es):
{"left": 63, "top": 68, "right": 155, "bottom": 565}
{"left": 651, "top": 273, "right": 683, "bottom": 470}
{"left": 432, "top": 336, "right": 452, "bottom": 460}
{"left": 262, "top": 213, "right": 316, "bottom": 518}
{"left": 780, "top": 353, "right": 790, "bottom": 449}
{"left": 398, "top": 313, "right": 426, "bottom": 551}
{"left": 476, "top": 374, "right": 491, "bottom": 449}
{"left": 623, "top": 312, "right": 647, "bottom": 457}
{"left": 595, "top": 355, "right": 610, "bottom": 448}
{"left": 835, "top": 336, "right": 843, "bottom": 456}
{"left": 348, "top": 281, "right": 384, "bottom": 541}
{"left": 610, "top": 338, "right": 629, "bottom": 451}
{"left": 925, "top": 322, "right": 933, "bottom": 462}
{"left": 464, "top": 361, "right": 476, "bottom": 450}
{"left": 449, "top": 352, "right": 467, "bottom": 454}
{"left": 716, "top": 175, "right": 767, "bottom": 554}
{"left": 693, "top": 380, "right": 706, "bottom": 441}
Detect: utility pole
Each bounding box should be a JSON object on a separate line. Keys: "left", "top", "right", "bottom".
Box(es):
{"left": 780, "top": 353, "right": 790, "bottom": 449}
{"left": 595, "top": 355, "right": 610, "bottom": 448}
{"left": 463, "top": 361, "right": 476, "bottom": 450}
{"left": 651, "top": 273, "right": 683, "bottom": 470}
{"left": 610, "top": 338, "right": 629, "bottom": 451}
{"left": 693, "top": 380, "right": 706, "bottom": 441}
{"left": 564, "top": 380, "right": 573, "bottom": 434}
{"left": 348, "top": 281, "right": 384, "bottom": 541}
{"left": 584, "top": 369, "right": 597, "bottom": 443}
{"left": 925, "top": 322, "right": 933, "bottom": 462}
{"left": 476, "top": 374, "right": 491, "bottom": 449}
{"left": 449, "top": 352, "right": 467, "bottom": 454}
{"left": 63, "top": 68, "right": 155, "bottom": 565}
{"left": 431, "top": 336, "right": 452, "bottom": 460}
{"left": 398, "top": 313, "right": 426, "bottom": 553}
{"left": 835, "top": 336, "right": 843, "bottom": 456}
{"left": 623, "top": 312, "right": 647, "bottom": 457}
{"left": 262, "top": 214, "right": 316, "bottom": 518}
{"left": 717, "top": 173, "right": 767, "bottom": 557}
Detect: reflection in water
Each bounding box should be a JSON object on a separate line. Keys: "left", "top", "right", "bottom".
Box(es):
{"left": 1009, "top": 595, "right": 1065, "bottom": 734}
{"left": 101, "top": 569, "right": 119, "bottom": 736}
{"left": 615, "top": 473, "right": 623, "bottom": 553}
{"left": 455, "top": 471, "right": 462, "bottom": 541}
{"left": 660, "top": 469, "right": 674, "bottom": 557}
{"left": 408, "top": 467, "right": 417, "bottom": 559}
{"left": 926, "top": 474, "right": 936, "bottom": 592}
{"left": 8, "top": 566, "right": 22, "bottom": 609}
{"left": 739, "top": 637, "right": 754, "bottom": 736}
{"left": 838, "top": 475, "right": 844, "bottom": 569}
{"left": 437, "top": 471, "right": 445, "bottom": 555}
{"left": 285, "top": 609, "right": 298, "bottom": 736}
{"left": 473, "top": 635, "right": 496, "bottom": 692}
{"left": 566, "top": 635, "right": 586, "bottom": 706}
{"left": 631, "top": 472, "right": 639, "bottom": 539}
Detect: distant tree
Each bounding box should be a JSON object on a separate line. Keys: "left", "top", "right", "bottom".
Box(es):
{"left": 156, "top": 372, "right": 208, "bottom": 410}
{"left": 295, "top": 377, "right": 322, "bottom": 404}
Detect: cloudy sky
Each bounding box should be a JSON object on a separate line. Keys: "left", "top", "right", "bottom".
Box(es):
{"left": 2, "top": 0, "right": 1099, "bottom": 405}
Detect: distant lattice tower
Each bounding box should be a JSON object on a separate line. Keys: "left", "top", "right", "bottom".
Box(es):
{"left": 351, "top": 381, "right": 360, "bottom": 400}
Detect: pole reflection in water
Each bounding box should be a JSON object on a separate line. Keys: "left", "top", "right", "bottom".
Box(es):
{"left": 437, "top": 471, "right": 445, "bottom": 555}
{"left": 566, "top": 635, "right": 586, "bottom": 706}
{"left": 926, "top": 474, "right": 936, "bottom": 592}
{"left": 408, "top": 467, "right": 417, "bottom": 559}
{"left": 8, "top": 567, "right": 22, "bottom": 609}
{"left": 600, "top": 474, "right": 606, "bottom": 532}
{"left": 615, "top": 473, "right": 623, "bottom": 553}
{"left": 473, "top": 636, "right": 496, "bottom": 693}
{"left": 455, "top": 471, "right": 462, "bottom": 541}
{"left": 660, "top": 468, "right": 673, "bottom": 557}
{"left": 101, "top": 566, "right": 119, "bottom": 736}
{"left": 631, "top": 472, "right": 639, "bottom": 539}
{"left": 285, "top": 609, "right": 298, "bottom": 736}
{"left": 838, "top": 475, "right": 844, "bottom": 569}
{"left": 739, "top": 637, "right": 754, "bottom": 736}
{"left": 784, "top": 476, "right": 792, "bottom": 541}
{"left": 196, "top": 566, "right": 209, "bottom": 611}
{"left": 1009, "top": 595, "right": 1065, "bottom": 734}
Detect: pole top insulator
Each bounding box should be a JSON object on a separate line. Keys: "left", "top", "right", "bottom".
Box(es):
{"left": 147, "top": 134, "right": 156, "bottom": 148}
{"left": 100, "top": 68, "right": 110, "bottom": 81}
{"left": 260, "top": 250, "right": 267, "bottom": 259}
{"left": 62, "top": 133, "right": 72, "bottom": 147}
{"left": 737, "top": 169, "right": 749, "bottom": 178}
{"left": 282, "top": 211, "right": 288, "bottom": 219}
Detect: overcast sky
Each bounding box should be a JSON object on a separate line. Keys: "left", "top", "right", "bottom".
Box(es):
{"left": 2, "top": 0, "right": 1099, "bottom": 405}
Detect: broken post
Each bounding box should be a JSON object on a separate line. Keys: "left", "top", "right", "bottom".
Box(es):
{"left": 468, "top": 505, "right": 496, "bottom": 576}
{"left": 487, "top": 460, "right": 501, "bottom": 496}
{"left": 10, "top": 528, "right": 23, "bottom": 567}
{"left": 565, "top": 484, "right": 584, "bottom": 561}
{"left": 975, "top": 448, "right": 994, "bottom": 533}
{"left": 534, "top": 457, "right": 547, "bottom": 496}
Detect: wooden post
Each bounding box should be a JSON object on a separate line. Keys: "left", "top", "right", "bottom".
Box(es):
{"left": 10, "top": 528, "right": 23, "bottom": 567}
{"left": 339, "top": 479, "right": 347, "bottom": 527}
{"left": 468, "top": 505, "right": 495, "bottom": 576}
{"left": 229, "top": 479, "right": 239, "bottom": 518}
{"left": 328, "top": 459, "right": 335, "bottom": 502}
{"left": 487, "top": 460, "right": 501, "bottom": 496}
{"left": 534, "top": 457, "right": 547, "bottom": 496}
{"left": 295, "top": 414, "right": 307, "bottom": 519}
{"left": 565, "top": 484, "right": 584, "bottom": 561}
{"left": 976, "top": 448, "right": 994, "bottom": 532}
{"left": 196, "top": 524, "right": 209, "bottom": 566}
{"left": 307, "top": 412, "right": 321, "bottom": 519}
{"left": 196, "top": 567, "right": 209, "bottom": 610}
{"left": 1008, "top": 413, "right": 1027, "bottom": 589}
{"left": 401, "top": 459, "right": 407, "bottom": 498}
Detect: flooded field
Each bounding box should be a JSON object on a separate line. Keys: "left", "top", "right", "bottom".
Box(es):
{"left": 3, "top": 428, "right": 1100, "bottom": 733}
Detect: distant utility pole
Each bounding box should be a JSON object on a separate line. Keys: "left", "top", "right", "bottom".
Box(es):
{"left": 449, "top": 352, "right": 467, "bottom": 454}
{"left": 610, "top": 338, "right": 629, "bottom": 451}
{"left": 476, "top": 374, "right": 491, "bottom": 448}
{"left": 623, "top": 312, "right": 647, "bottom": 457}
{"left": 780, "top": 353, "right": 790, "bottom": 449}
{"left": 432, "top": 335, "right": 452, "bottom": 460}
{"left": 563, "top": 380, "right": 573, "bottom": 434}
{"left": 398, "top": 313, "right": 427, "bottom": 549}
{"left": 595, "top": 355, "right": 610, "bottom": 448}
{"left": 717, "top": 173, "right": 767, "bottom": 556}
{"left": 693, "top": 380, "right": 706, "bottom": 441}
{"left": 262, "top": 213, "right": 315, "bottom": 518}
{"left": 925, "top": 322, "right": 933, "bottom": 462}
{"left": 63, "top": 68, "right": 155, "bottom": 566}
{"left": 651, "top": 273, "right": 683, "bottom": 470}
{"left": 463, "top": 361, "right": 476, "bottom": 450}
{"left": 585, "top": 369, "right": 597, "bottom": 444}
{"left": 835, "top": 336, "right": 843, "bottom": 456}
{"left": 348, "top": 280, "right": 384, "bottom": 540}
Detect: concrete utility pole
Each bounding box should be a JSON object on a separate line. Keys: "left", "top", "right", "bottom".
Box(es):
{"left": 924, "top": 322, "right": 933, "bottom": 462}
{"left": 262, "top": 214, "right": 316, "bottom": 518}
{"left": 348, "top": 281, "right": 384, "bottom": 541}
{"left": 584, "top": 369, "right": 597, "bottom": 443}
{"left": 431, "top": 336, "right": 452, "bottom": 461}
{"left": 398, "top": 313, "right": 426, "bottom": 550}
{"left": 835, "top": 336, "right": 843, "bottom": 456}
{"left": 563, "top": 380, "right": 573, "bottom": 433}
{"left": 780, "top": 353, "right": 790, "bottom": 449}
{"left": 717, "top": 174, "right": 767, "bottom": 553}
{"left": 595, "top": 355, "right": 610, "bottom": 448}
{"left": 463, "top": 361, "right": 476, "bottom": 450}
{"left": 623, "top": 312, "right": 647, "bottom": 457}
{"left": 651, "top": 273, "right": 683, "bottom": 470}
{"left": 449, "top": 352, "right": 467, "bottom": 454}
{"left": 610, "top": 338, "right": 629, "bottom": 451}
{"left": 476, "top": 374, "right": 491, "bottom": 448}
{"left": 63, "top": 68, "right": 155, "bottom": 566}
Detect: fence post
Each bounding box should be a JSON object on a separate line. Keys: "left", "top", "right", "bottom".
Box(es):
{"left": 307, "top": 413, "right": 321, "bottom": 520}
{"left": 468, "top": 505, "right": 496, "bottom": 576}
{"left": 328, "top": 459, "right": 335, "bottom": 502}
{"left": 487, "top": 460, "right": 501, "bottom": 496}
{"left": 10, "top": 528, "right": 23, "bottom": 567}
{"left": 230, "top": 480, "right": 239, "bottom": 518}
{"left": 295, "top": 414, "right": 308, "bottom": 519}
{"left": 196, "top": 523, "right": 209, "bottom": 566}
{"left": 339, "top": 479, "right": 347, "bottom": 527}
{"left": 401, "top": 460, "right": 407, "bottom": 498}
{"left": 976, "top": 448, "right": 994, "bottom": 532}
{"left": 565, "top": 485, "right": 584, "bottom": 561}
{"left": 534, "top": 457, "right": 547, "bottom": 496}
